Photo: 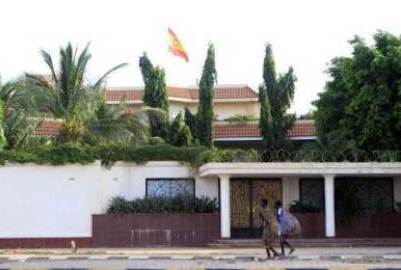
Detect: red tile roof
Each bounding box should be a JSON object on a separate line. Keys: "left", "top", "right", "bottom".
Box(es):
{"left": 105, "top": 85, "right": 258, "bottom": 102}
{"left": 105, "top": 90, "right": 143, "bottom": 102}
{"left": 288, "top": 120, "right": 316, "bottom": 137}
{"left": 34, "top": 120, "right": 63, "bottom": 136}
{"left": 213, "top": 120, "right": 316, "bottom": 139}
{"left": 33, "top": 119, "right": 316, "bottom": 139}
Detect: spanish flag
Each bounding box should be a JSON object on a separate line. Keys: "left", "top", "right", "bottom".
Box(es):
{"left": 168, "top": 27, "right": 189, "bottom": 62}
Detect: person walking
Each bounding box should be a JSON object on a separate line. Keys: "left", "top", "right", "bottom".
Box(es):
{"left": 259, "top": 199, "right": 280, "bottom": 259}
{"left": 275, "top": 200, "right": 295, "bottom": 256}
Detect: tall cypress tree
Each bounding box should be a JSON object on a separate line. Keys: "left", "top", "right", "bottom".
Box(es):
{"left": 259, "top": 44, "right": 296, "bottom": 152}
{"left": 184, "top": 107, "right": 197, "bottom": 139}
{"left": 197, "top": 44, "right": 217, "bottom": 147}
{"left": 167, "top": 112, "right": 193, "bottom": 147}
{"left": 139, "top": 53, "right": 169, "bottom": 138}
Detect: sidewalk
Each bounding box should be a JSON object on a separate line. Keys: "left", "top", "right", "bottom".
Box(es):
{"left": 1, "top": 247, "right": 401, "bottom": 261}
{"left": 0, "top": 248, "right": 401, "bottom": 270}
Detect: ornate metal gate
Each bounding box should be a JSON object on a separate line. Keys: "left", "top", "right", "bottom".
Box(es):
{"left": 230, "top": 178, "right": 282, "bottom": 238}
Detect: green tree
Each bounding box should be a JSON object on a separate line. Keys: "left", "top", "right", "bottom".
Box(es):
{"left": 167, "top": 112, "right": 193, "bottom": 146}
{"left": 197, "top": 44, "right": 217, "bottom": 147}
{"left": 139, "top": 53, "right": 169, "bottom": 138}
{"left": 88, "top": 100, "right": 151, "bottom": 146}
{"left": 27, "top": 43, "right": 127, "bottom": 143}
{"left": 184, "top": 107, "right": 197, "bottom": 139}
{"left": 0, "top": 79, "right": 38, "bottom": 149}
{"left": 259, "top": 44, "right": 296, "bottom": 151}
{"left": 314, "top": 31, "right": 401, "bottom": 152}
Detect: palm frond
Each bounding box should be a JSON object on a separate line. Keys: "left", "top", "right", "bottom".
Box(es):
{"left": 25, "top": 73, "right": 53, "bottom": 90}
{"left": 40, "top": 50, "right": 59, "bottom": 84}
{"left": 93, "top": 63, "right": 128, "bottom": 88}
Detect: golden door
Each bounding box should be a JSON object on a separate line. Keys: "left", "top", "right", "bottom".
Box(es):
{"left": 230, "top": 179, "right": 282, "bottom": 238}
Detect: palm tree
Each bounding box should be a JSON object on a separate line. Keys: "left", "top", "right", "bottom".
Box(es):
{"left": 0, "top": 78, "right": 38, "bottom": 149}
{"left": 26, "top": 43, "right": 127, "bottom": 143}
{"left": 89, "top": 99, "right": 169, "bottom": 146}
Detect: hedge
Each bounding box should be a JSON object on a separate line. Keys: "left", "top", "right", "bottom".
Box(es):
{"left": 0, "top": 143, "right": 259, "bottom": 167}
{"left": 107, "top": 196, "right": 218, "bottom": 214}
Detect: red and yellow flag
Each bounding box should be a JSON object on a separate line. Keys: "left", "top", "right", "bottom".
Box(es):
{"left": 168, "top": 27, "right": 189, "bottom": 62}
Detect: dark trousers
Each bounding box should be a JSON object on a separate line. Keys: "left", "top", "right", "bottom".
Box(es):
{"left": 280, "top": 234, "right": 293, "bottom": 255}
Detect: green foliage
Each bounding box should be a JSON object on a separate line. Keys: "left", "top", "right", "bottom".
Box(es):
{"left": 88, "top": 101, "right": 150, "bottom": 146}
{"left": 0, "top": 143, "right": 95, "bottom": 165}
{"left": 197, "top": 44, "right": 217, "bottom": 148}
{"left": 0, "top": 101, "right": 6, "bottom": 150}
{"left": 43, "top": 143, "right": 96, "bottom": 165}
{"left": 0, "top": 150, "right": 39, "bottom": 165}
{"left": 289, "top": 200, "right": 321, "bottom": 213}
{"left": 106, "top": 195, "right": 218, "bottom": 214}
{"left": 139, "top": 54, "right": 169, "bottom": 112}
{"left": 184, "top": 107, "right": 197, "bottom": 139}
{"left": 4, "top": 111, "right": 36, "bottom": 149}
{"left": 26, "top": 43, "right": 127, "bottom": 143}
{"left": 259, "top": 44, "right": 296, "bottom": 153}
{"left": 314, "top": 31, "right": 401, "bottom": 152}
{"left": 225, "top": 114, "right": 258, "bottom": 123}
{"left": 97, "top": 143, "right": 208, "bottom": 166}
{"left": 191, "top": 148, "right": 259, "bottom": 167}
{"left": 0, "top": 79, "right": 39, "bottom": 150}
{"left": 167, "top": 112, "right": 193, "bottom": 146}
{"left": 56, "top": 117, "right": 87, "bottom": 144}
{"left": 138, "top": 54, "right": 194, "bottom": 146}
{"left": 139, "top": 53, "right": 169, "bottom": 138}
{"left": 0, "top": 142, "right": 262, "bottom": 167}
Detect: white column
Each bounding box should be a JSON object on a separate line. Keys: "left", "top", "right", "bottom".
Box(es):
{"left": 282, "top": 177, "right": 299, "bottom": 210}
{"left": 324, "top": 174, "right": 335, "bottom": 237}
{"left": 219, "top": 174, "right": 231, "bottom": 238}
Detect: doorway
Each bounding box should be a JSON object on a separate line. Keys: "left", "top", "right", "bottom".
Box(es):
{"left": 230, "top": 178, "right": 282, "bottom": 238}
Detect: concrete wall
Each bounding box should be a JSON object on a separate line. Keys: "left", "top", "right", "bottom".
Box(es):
{"left": 214, "top": 102, "right": 260, "bottom": 120}
{"left": 125, "top": 101, "right": 259, "bottom": 120}
{"left": 0, "top": 162, "right": 218, "bottom": 238}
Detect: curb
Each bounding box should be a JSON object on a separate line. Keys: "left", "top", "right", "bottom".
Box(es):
{"left": 0, "top": 266, "right": 401, "bottom": 270}
{"left": 0, "top": 254, "right": 401, "bottom": 262}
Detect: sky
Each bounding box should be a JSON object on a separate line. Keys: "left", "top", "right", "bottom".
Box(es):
{"left": 1, "top": 0, "right": 401, "bottom": 115}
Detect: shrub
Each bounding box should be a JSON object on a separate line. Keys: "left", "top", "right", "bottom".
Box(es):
{"left": 0, "top": 150, "right": 40, "bottom": 164}
{"left": 0, "top": 142, "right": 259, "bottom": 167}
{"left": 106, "top": 196, "right": 132, "bottom": 214}
{"left": 107, "top": 195, "right": 218, "bottom": 214}
{"left": 96, "top": 143, "right": 209, "bottom": 166}
{"left": 43, "top": 143, "right": 96, "bottom": 165}
{"left": 225, "top": 114, "right": 258, "bottom": 123}
{"left": 193, "top": 148, "right": 259, "bottom": 166}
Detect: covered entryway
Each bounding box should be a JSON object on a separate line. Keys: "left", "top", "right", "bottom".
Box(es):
{"left": 199, "top": 162, "right": 401, "bottom": 239}
{"left": 230, "top": 178, "right": 281, "bottom": 238}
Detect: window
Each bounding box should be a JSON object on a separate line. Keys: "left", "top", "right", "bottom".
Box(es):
{"left": 300, "top": 178, "right": 325, "bottom": 210}
{"left": 146, "top": 178, "right": 195, "bottom": 198}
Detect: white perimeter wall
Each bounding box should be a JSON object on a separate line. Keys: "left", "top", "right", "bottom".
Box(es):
{"left": 0, "top": 162, "right": 218, "bottom": 238}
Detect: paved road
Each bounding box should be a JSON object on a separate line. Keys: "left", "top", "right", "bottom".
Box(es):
{"left": 1, "top": 248, "right": 401, "bottom": 269}
{"left": 1, "top": 257, "right": 401, "bottom": 269}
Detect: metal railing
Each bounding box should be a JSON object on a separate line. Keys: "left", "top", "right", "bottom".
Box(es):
{"left": 260, "top": 149, "right": 401, "bottom": 162}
